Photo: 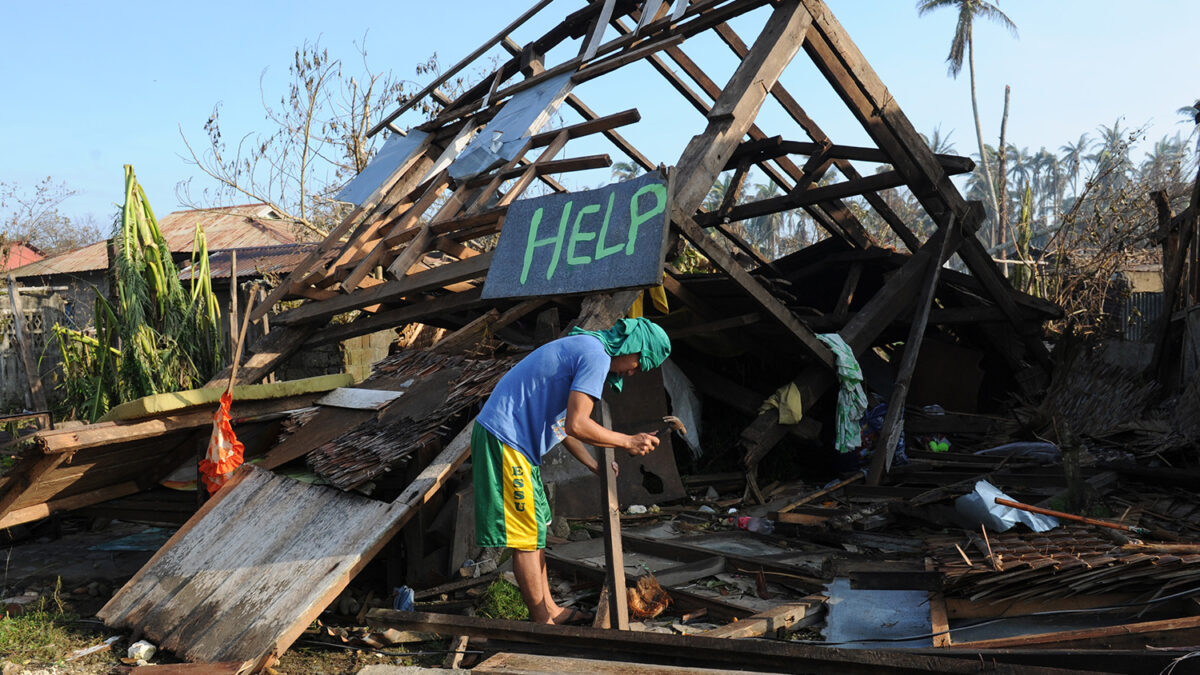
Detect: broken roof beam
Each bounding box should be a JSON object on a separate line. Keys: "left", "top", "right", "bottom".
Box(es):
{"left": 712, "top": 21, "right": 923, "bottom": 252}
{"left": 614, "top": 14, "right": 873, "bottom": 251}
{"left": 724, "top": 138, "right": 974, "bottom": 174}
{"left": 367, "top": 0, "right": 556, "bottom": 137}
{"left": 273, "top": 252, "right": 493, "bottom": 327}
{"left": 800, "top": 0, "right": 1052, "bottom": 372}
{"left": 741, "top": 208, "right": 980, "bottom": 468}
{"left": 695, "top": 168, "right": 974, "bottom": 227}
{"left": 667, "top": 0, "right": 835, "bottom": 369}
{"left": 417, "top": 0, "right": 759, "bottom": 132}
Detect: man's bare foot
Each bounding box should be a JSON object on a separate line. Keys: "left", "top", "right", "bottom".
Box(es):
{"left": 552, "top": 607, "right": 594, "bottom": 625}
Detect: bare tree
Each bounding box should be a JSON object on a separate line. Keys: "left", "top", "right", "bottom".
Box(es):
{"left": 179, "top": 37, "right": 438, "bottom": 239}
{"left": 0, "top": 177, "right": 104, "bottom": 254}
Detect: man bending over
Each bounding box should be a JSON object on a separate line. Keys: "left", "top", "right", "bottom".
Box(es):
{"left": 472, "top": 317, "right": 671, "bottom": 624}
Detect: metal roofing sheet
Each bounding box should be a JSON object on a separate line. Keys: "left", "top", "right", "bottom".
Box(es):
{"left": 10, "top": 204, "right": 299, "bottom": 278}
{"left": 179, "top": 244, "right": 334, "bottom": 281}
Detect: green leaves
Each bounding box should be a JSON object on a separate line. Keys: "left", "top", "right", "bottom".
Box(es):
{"left": 53, "top": 166, "right": 225, "bottom": 421}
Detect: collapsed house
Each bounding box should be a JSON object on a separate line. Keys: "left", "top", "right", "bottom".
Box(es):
{"left": 4, "top": 0, "right": 1200, "bottom": 673}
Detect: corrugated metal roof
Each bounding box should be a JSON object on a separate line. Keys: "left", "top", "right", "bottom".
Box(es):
{"left": 179, "top": 243, "right": 334, "bottom": 281}
{"left": 9, "top": 204, "right": 299, "bottom": 278}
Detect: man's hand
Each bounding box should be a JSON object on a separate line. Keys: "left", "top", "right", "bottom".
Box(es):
{"left": 625, "top": 432, "right": 659, "bottom": 456}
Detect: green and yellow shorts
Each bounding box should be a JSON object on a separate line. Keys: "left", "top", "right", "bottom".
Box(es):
{"left": 472, "top": 423, "right": 550, "bottom": 551}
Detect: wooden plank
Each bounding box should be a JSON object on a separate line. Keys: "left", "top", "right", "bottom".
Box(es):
{"left": 97, "top": 467, "right": 264, "bottom": 621}
{"left": 597, "top": 401, "right": 629, "bottom": 630}
{"left": 674, "top": 212, "right": 834, "bottom": 370}
{"left": 0, "top": 452, "right": 68, "bottom": 520}
{"left": 6, "top": 275, "right": 48, "bottom": 410}
{"left": 695, "top": 169, "right": 952, "bottom": 226}
{"left": 0, "top": 480, "right": 140, "bottom": 529}
{"left": 301, "top": 288, "right": 485, "bottom": 348}
{"left": 867, "top": 215, "right": 956, "bottom": 485}
{"left": 273, "top": 253, "right": 493, "bottom": 327}
{"left": 474, "top": 652, "right": 765, "bottom": 675}
{"left": 701, "top": 596, "right": 825, "bottom": 639}
{"left": 948, "top": 615, "right": 1200, "bottom": 651}
{"left": 364, "top": 610, "right": 1074, "bottom": 674}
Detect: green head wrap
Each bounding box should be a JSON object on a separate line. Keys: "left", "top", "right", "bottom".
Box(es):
{"left": 569, "top": 317, "right": 671, "bottom": 392}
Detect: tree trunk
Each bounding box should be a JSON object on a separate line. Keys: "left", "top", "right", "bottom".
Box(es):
{"left": 968, "top": 33, "right": 1000, "bottom": 248}
{"left": 996, "top": 85, "right": 1011, "bottom": 277}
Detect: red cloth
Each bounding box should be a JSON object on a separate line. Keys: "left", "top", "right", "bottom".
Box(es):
{"left": 199, "top": 391, "right": 245, "bottom": 494}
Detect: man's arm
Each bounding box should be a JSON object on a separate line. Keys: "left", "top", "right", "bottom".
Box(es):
{"left": 565, "top": 390, "right": 659, "bottom": 456}
{"left": 562, "top": 436, "right": 619, "bottom": 477}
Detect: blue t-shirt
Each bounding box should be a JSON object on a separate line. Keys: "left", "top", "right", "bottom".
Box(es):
{"left": 477, "top": 335, "right": 609, "bottom": 464}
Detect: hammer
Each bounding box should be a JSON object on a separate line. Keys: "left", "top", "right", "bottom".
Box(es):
{"left": 654, "top": 415, "right": 687, "bottom": 438}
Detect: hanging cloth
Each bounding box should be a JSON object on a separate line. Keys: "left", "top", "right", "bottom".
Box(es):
{"left": 816, "top": 333, "right": 867, "bottom": 455}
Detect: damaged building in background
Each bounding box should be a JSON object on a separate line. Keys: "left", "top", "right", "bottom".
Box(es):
{"left": 4, "top": 0, "right": 1200, "bottom": 673}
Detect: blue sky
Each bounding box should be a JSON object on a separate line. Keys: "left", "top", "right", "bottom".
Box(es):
{"left": 1, "top": 1, "right": 1196, "bottom": 229}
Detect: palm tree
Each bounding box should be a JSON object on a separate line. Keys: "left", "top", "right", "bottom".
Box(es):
{"left": 916, "top": 0, "right": 1018, "bottom": 229}
{"left": 746, "top": 182, "right": 783, "bottom": 257}
{"left": 610, "top": 161, "right": 641, "bottom": 182}
{"left": 1089, "top": 120, "right": 1134, "bottom": 194}
{"left": 1059, "top": 133, "right": 1091, "bottom": 200}
{"left": 921, "top": 126, "right": 958, "bottom": 155}
{"left": 1179, "top": 100, "right": 1200, "bottom": 154}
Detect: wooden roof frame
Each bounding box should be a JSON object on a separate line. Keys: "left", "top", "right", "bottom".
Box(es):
{"left": 219, "top": 0, "right": 1051, "bottom": 469}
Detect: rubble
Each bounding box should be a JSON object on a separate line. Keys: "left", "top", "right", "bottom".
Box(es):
{"left": 3, "top": 0, "right": 1200, "bottom": 673}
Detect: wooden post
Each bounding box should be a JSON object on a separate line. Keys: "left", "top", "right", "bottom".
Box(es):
{"left": 866, "top": 215, "right": 956, "bottom": 485}
{"left": 595, "top": 400, "right": 628, "bottom": 630}
{"left": 6, "top": 274, "right": 47, "bottom": 411}
{"left": 228, "top": 252, "right": 239, "bottom": 362}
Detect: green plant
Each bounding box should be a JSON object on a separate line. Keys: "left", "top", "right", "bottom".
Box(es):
{"left": 52, "top": 166, "right": 224, "bottom": 421}
{"left": 0, "top": 580, "right": 93, "bottom": 664}
{"left": 476, "top": 580, "right": 529, "bottom": 621}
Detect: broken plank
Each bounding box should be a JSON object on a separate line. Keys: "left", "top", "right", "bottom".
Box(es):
{"left": 365, "top": 609, "right": 1073, "bottom": 674}
{"left": 701, "top": 595, "right": 825, "bottom": 639}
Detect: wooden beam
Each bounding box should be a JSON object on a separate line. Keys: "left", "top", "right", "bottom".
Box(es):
{"left": 596, "top": 401, "right": 629, "bottom": 630}
{"left": 0, "top": 452, "right": 69, "bottom": 522}
{"left": 674, "top": 212, "right": 834, "bottom": 370}
{"left": 6, "top": 275, "right": 48, "bottom": 411}
{"left": 866, "top": 215, "right": 956, "bottom": 485}
{"left": 0, "top": 480, "right": 141, "bottom": 529}
{"left": 301, "top": 289, "right": 486, "bottom": 348}
{"left": 948, "top": 615, "right": 1200, "bottom": 651}
{"left": 273, "top": 253, "right": 493, "bottom": 327}
{"left": 695, "top": 170, "right": 922, "bottom": 225}
{"left": 669, "top": 0, "right": 812, "bottom": 216}
{"left": 726, "top": 140, "right": 974, "bottom": 174}
{"left": 363, "top": 610, "right": 1065, "bottom": 674}
{"left": 800, "top": 3, "right": 1050, "bottom": 370}
{"left": 701, "top": 596, "right": 825, "bottom": 639}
